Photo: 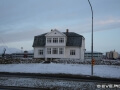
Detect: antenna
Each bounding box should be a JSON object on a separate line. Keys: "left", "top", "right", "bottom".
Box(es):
{"left": 21, "top": 47, "right": 23, "bottom": 53}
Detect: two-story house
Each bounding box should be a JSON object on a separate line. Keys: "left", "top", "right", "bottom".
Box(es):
{"left": 32, "top": 29, "right": 85, "bottom": 61}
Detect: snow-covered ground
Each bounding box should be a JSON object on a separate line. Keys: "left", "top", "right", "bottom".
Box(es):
{"left": 0, "top": 63, "right": 120, "bottom": 79}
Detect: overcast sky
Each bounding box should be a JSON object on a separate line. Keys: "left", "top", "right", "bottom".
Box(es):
{"left": 0, "top": 0, "right": 120, "bottom": 53}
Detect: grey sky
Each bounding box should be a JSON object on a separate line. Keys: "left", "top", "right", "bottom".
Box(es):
{"left": 0, "top": 0, "right": 120, "bottom": 53}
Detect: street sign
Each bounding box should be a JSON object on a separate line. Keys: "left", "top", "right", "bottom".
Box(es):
{"left": 92, "top": 59, "right": 95, "bottom": 65}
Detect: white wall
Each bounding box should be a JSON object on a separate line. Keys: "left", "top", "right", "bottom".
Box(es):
{"left": 45, "top": 30, "right": 66, "bottom": 47}
{"left": 34, "top": 39, "right": 85, "bottom": 60}
{"left": 34, "top": 47, "right": 45, "bottom": 58}
{"left": 45, "top": 46, "right": 65, "bottom": 58}
{"left": 64, "top": 37, "right": 85, "bottom": 61}
{"left": 46, "top": 36, "right": 66, "bottom": 47}
{"left": 33, "top": 30, "right": 85, "bottom": 61}
{"left": 65, "top": 46, "right": 81, "bottom": 59}
{"left": 45, "top": 30, "right": 65, "bottom": 37}
{"left": 80, "top": 37, "right": 85, "bottom": 61}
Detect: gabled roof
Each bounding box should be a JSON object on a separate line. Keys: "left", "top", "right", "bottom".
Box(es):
{"left": 32, "top": 32, "right": 84, "bottom": 47}
{"left": 45, "top": 29, "right": 66, "bottom": 36}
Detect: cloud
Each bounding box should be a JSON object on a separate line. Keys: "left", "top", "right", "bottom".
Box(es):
{"left": 0, "top": 28, "right": 45, "bottom": 44}
{"left": 95, "top": 18, "right": 120, "bottom": 25}
{"left": 61, "top": 17, "right": 120, "bottom": 34}
{"left": 0, "top": 45, "right": 21, "bottom": 54}
{"left": 0, "top": 14, "right": 120, "bottom": 44}
{"left": 92, "top": 18, "right": 120, "bottom": 32}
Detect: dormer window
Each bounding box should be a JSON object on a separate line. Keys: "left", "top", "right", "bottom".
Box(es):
{"left": 53, "top": 38, "right": 58, "bottom": 43}
{"left": 47, "top": 38, "right": 51, "bottom": 43}
{"left": 59, "top": 38, "right": 64, "bottom": 43}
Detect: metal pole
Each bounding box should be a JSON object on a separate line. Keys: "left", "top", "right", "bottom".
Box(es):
{"left": 88, "top": 0, "right": 93, "bottom": 75}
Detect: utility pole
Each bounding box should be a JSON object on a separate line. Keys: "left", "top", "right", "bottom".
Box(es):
{"left": 88, "top": 0, "right": 94, "bottom": 75}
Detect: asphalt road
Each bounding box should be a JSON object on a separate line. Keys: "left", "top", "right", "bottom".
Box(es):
{"left": 0, "top": 86, "right": 42, "bottom": 90}
{"left": 0, "top": 72, "right": 120, "bottom": 83}
{"left": 0, "top": 72, "right": 120, "bottom": 90}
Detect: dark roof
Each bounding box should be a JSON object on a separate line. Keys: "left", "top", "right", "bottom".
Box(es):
{"left": 63, "top": 32, "right": 82, "bottom": 37}
{"left": 32, "top": 32, "right": 84, "bottom": 47}
{"left": 32, "top": 33, "right": 46, "bottom": 47}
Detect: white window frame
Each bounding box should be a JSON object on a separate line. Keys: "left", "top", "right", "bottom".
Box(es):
{"left": 59, "top": 38, "right": 64, "bottom": 43}
{"left": 59, "top": 48, "right": 64, "bottom": 54}
{"left": 53, "top": 38, "right": 58, "bottom": 43}
{"left": 47, "top": 48, "right": 51, "bottom": 54}
{"left": 47, "top": 38, "right": 51, "bottom": 43}
{"left": 70, "top": 50, "right": 75, "bottom": 55}
{"left": 38, "top": 49, "right": 43, "bottom": 55}
{"left": 52, "top": 48, "right": 58, "bottom": 54}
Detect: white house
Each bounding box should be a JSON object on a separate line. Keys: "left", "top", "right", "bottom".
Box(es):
{"left": 33, "top": 29, "right": 85, "bottom": 61}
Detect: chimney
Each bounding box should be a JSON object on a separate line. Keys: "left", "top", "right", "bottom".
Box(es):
{"left": 66, "top": 29, "right": 69, "bottom": 33}
{"left": 66, "top": 29, "right": 69, "bottom": 36}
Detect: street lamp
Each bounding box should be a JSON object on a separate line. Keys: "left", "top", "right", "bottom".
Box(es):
{"left": 88, "top": 0, "right": 94, "bottom": 75}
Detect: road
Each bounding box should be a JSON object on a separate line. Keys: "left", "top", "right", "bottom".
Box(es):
{"left": 0, "top": 72, "right": 120, "bottom": 90}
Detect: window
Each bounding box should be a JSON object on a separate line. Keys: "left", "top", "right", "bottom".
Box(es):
{"left": 59, "top": 48, "right": 64, "bottom": 54}
{"left": 39, "top": 50, "right": 43, "bottom": 55}
{"left": 59, "top": 38, "right": 64, "bottom": 43}
{"left": 53, "top": 38, "right": 58, "bottom": 43}
{"left": 52, "top": 48, "right": 58, "bottom": 54}
{"left": 70, "top": 50, "right": 75, "bottom": 55}
{"left": 47, "top": 38, "right": 51, "bottom": 43}
{"left": 47, "top": 48, "right": 51, "bottom": 54}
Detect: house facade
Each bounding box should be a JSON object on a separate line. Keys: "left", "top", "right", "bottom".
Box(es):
{"left": 33, "top": 29, "right": 85, "bottom": 61}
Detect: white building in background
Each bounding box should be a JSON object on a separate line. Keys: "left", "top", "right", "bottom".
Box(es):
{"left": 84, "top": 51, "right": 103, "bottom": 61}
{"left": 106, "top": 50, "right": 119, "bottom": 59}
{"left": 12, "top": 51, "right": 33, "bottom": 59}
{"left": 33, "top": 29, "right": 85, "bottom": 61}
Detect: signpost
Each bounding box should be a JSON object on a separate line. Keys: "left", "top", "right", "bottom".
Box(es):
{"left": 88, "top": 0, "right": 94, "bottom": 75}
{"left": 92, "top": 59, "right": 95, "bottom": 66}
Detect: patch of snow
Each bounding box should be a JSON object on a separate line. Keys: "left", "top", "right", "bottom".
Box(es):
{"left": 0, "top": 63, "right": 120, "bottom": 78}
